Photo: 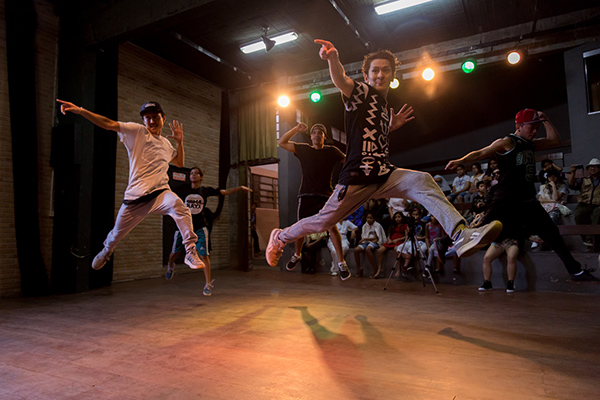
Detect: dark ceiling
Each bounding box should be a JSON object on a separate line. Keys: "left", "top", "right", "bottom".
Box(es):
{"left": 53, "top": 0, "right": 600, "bottom": 90}
{"left": 50, "top": 0, "right": 600, "bottom": 160}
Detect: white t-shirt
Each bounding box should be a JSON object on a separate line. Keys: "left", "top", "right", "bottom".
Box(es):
{"left": 118, "top": 122, "right": 177, "bottom": 201}
{"left": 361, "top": 221, "right": 386, "bottom": 246}
{"left": 452, "top": 174, "right": 472, "bottom": 192}
{"left": 330, "top": 220, "right": 359, "bottom": 246}
{"left": 388, "top": 198, "right": 410, "bottom": 216}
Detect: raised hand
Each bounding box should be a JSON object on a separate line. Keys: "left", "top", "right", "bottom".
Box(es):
{"left": 297, "top": 122, "right": 308, "bottom": 132}
{"left": 167, "top": 120, "right": 183, "bottom": 144}
{"left": 56, "top": 99, "right": 81, "bottom": 115}
{"left": 314, "top": 39, "right": 338, "bottom": 61}
{"left": 389, "top": 104, "right": 415, "bottom": 131}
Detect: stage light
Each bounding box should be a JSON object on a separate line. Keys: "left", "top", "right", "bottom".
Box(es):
{"left": 241, "top": 31, "right": 299, "bottom": 54}
{"left": 422, "top": 67, "right": 435, "bottom": 81}
{"left": 375, "top": 0, "right": 434, "bottom": 15}
{"left": 390, "top": 78, "right": 400, "bottom": 89}
{"left": 310, "top": 91, "right": 321, "bottom": 103}
{"left": 461, "top": 59, "right": 476, "bottom": 74}
{"left": 277, "top": 95, "right": 290, "bottom": 108}
{"left": 507, "top": 51, "right": 522, "bottom": 65}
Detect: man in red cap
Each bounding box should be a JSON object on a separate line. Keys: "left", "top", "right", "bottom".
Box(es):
{"left": 56, "top": 99, "right": 205, "bottom": 272}
{"left": 447, "top": 109, "right": 599, "bottom": 283}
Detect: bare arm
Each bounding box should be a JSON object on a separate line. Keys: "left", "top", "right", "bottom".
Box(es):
{"left": 533, "top": 112, "right": 561, "bottom": 150}
{"left": 314, "top": 39, "right": 355, "bottom": 98}
{"left": 57, "top": 99, "right": 120, "bottom": 132}
{"left": 220, "top": 186, "right": 252, "bottom": 196}
{"left": 277, "top": 122, "right": 307, "bottom": 152}
{"left": 446, "top": 137, "right": 513, "bottom": 170}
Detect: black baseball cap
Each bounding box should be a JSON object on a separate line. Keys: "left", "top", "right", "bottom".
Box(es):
{"left": 140, "top": 101, "right": 165, "bottom": 116}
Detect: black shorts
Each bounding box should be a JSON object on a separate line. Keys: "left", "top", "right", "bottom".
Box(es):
{"left": 297, "top": 195, "right": 329, "bottom": 220}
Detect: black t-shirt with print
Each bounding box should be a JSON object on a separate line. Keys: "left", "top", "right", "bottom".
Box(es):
{"left": 340, "top": 81, "right": 395, "bottom": 185}
{"left": 174, "top": 185, "right": 221, "bottom": 229}
{"left": 294, "top": 143, "right": 345, "bottom": 196}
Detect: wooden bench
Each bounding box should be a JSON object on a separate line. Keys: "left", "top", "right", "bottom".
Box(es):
{"left": 558, "top": 225, "right": 600, "bottom": 250}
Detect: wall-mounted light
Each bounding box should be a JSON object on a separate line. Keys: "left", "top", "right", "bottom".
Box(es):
{"left": 461, "top": 59, "right": 477, "bottom": 73}
{"left": 241, "top": 31, "right": 299, "bottom": 54}
{"left": 375, "top": 0, "right": 434, "bottom": 15}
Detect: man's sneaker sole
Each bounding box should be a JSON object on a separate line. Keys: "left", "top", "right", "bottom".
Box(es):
{"left": 456, "top": 221, "right": 502, "bottom": 258}
{"left": 266, "top": 229, "right": 284, "bottom": 267}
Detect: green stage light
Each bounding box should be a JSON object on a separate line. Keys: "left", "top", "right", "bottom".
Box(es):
{"left": 461, "top": 59, "right": 476, "bottom": 73}
{"left": 310, "top": 91, "right": 321, "bottom": 103}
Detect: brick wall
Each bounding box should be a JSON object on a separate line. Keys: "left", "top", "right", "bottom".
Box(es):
{"left": 0, "top": 0, "right": 58, "bottom": 296}
{"left": 113, "top": 43, "right": 224, "bottom": 282}
{"left": 0, "top": 1, "right": 226, "bottom": 296}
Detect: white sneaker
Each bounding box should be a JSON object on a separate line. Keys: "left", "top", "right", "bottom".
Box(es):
{"left": 454, "top": 221, "right": 502, "bottom": 258}
{"left": 185, "top": 249, "right": 205, "bottom": 269}
{"left": 92, "top": 247, "right": 113, "bottom": 270}
{"left": 266, "top": 229, "right": 285, "bottom": 267}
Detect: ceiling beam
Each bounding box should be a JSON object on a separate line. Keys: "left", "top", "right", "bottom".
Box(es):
{"left": 286, "top": 7, "right": 600, "bottom": 96}
{"left": 63, "top": 0, "right": 217, "bottom": 49}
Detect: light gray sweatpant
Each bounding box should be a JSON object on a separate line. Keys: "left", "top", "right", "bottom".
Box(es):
{"left": 103, "top": 189, "right": 197, "bottom": 253}
{"left": 280, "top": 169, "right": 465, "bottom": 244}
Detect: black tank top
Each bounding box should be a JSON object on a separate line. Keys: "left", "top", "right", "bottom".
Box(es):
{"left": 492, "top": 134, "right": 537, "bottom": 202}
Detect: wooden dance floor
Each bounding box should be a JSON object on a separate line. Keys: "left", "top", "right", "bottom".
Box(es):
{"left": 1, "top": 261, "right": 599, "bottom": 399}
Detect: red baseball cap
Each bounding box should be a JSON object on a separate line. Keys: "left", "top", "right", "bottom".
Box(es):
{"left": 515, "top": 109, "right": 547, "bottom": 125}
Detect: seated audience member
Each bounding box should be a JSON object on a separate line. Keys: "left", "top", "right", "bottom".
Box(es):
{"left": 482, "top": 158, "right": 498, "bottom": 186}
{"left": 468, "top": 181, "right": 490, "bottom": 225}
{"left": 425, "top": 215, "right": 445, "bottom": 273}
{"left": 447, "top": 164, "right": 471, "bottom": 204}
{"left": 568, "top": 158, "right": 600, "bottom": 249}
{"left": 432, "top": 234, "right": 461, "bottom": 275}
{"left": 538, "top": 169, "right": 570, "bottom": 225}
{"left": 465, "top": 163, "right": 485, "bottom": 203}
{"left": 365, "top": 198, "right": 390, "bottom": 232}
{"left": 345, "top": 205, "right": 365, "bottom": 246}
{"left": 354, "top": 212, "right": 386, "bottom": 277}
{"left": 538, "top": 158, "right": 563, "bottom": 184}
{"left": 375, "top": 212, "right": 407, "bottom": 279}
{"left": 300, "top": 231, "right": 328, "bottom": 274}
{"left": 397, "top": 208, "right": 428, "bottom": 276}
{"left": 327, "top": 219, "right": 359, "bottom": 276}
{"left": 433, "top": 174, "right": 452, "bottom": 196}
{"left": 388, "top": 197, "right": 410, "bottom": 217}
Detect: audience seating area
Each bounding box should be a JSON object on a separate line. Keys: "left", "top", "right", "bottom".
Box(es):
{"left": 279, "top": 151, "right": 600, "bottom": 295}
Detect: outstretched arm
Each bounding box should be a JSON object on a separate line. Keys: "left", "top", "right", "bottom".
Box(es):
{"left": 220, "top": 186, "right": 252, "bottom": 196}
{"left": 314, "top": 39, "right": 354, "bottom": 98}
{"left": 277, "top": 122, "right": 308, "bottom": 152}
{"left": 445, "top": 137, "right": 512, "bottom": 171}
{"left": 57, "top": 99, "right": 120, "bottom": 132}
{"left": 166, "top": 120, "right": 184, "bottom": 167}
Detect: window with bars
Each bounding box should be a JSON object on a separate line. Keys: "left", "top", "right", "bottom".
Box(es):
{"left": 252, "top": 174, "right": 278, "bottom": 209}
